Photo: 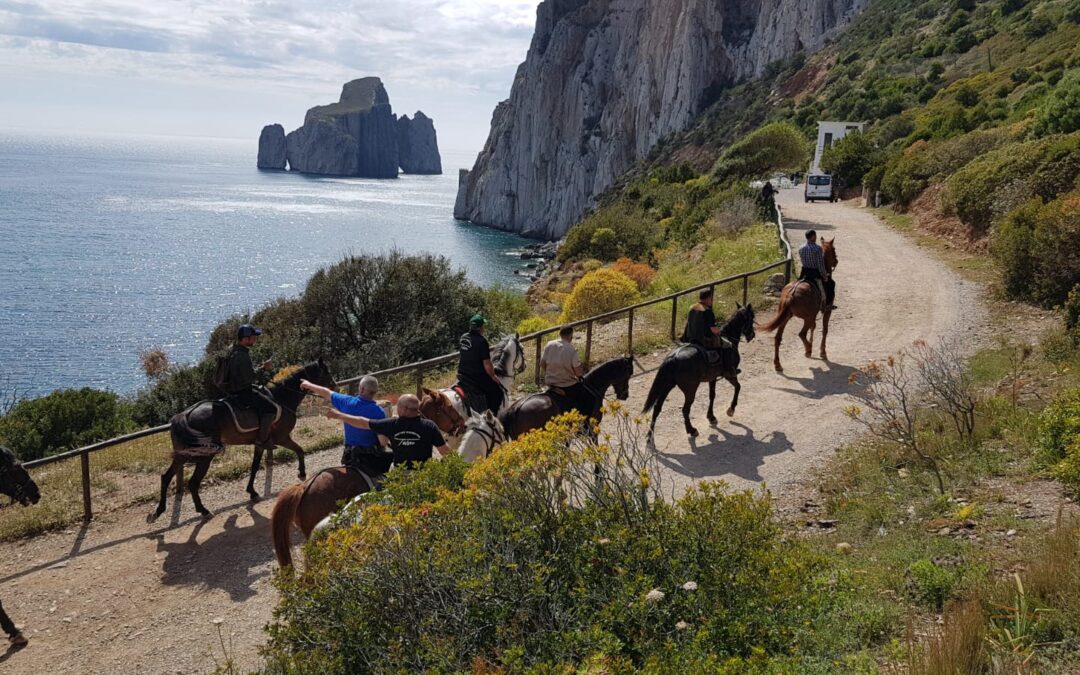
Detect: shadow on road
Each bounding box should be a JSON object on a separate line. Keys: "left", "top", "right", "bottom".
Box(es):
{"left": 656, "top": 422, "right": 794, "bottom": 483}
{"left": 774, "top": 362, "right": 859, "bottom": 400}
{"left": 154, "top": 507, "right": 272, "bottom": 602}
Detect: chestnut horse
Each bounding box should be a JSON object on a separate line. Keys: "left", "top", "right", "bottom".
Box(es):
{"left": 758, "top": 238, "right": 838, "bottom": 373}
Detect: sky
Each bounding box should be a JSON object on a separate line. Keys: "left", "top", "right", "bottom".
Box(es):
{"left": 0, "top": 0, "right": 541, "bottom": 154}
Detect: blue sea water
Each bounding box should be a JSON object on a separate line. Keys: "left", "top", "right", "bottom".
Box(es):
{"left": 0, "top": 131, "right": 530, "bottom": 398}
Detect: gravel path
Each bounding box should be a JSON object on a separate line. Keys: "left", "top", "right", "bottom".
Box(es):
{"left": 0, "top": 189, "right": 987, "bottom": 673}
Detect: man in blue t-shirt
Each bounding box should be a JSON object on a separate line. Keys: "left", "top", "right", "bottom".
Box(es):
{"left": 328, "top": 394, "right": 450, "bottom": 470}
{"left": 301, "top": 375, "right": 390, "bottom": 476}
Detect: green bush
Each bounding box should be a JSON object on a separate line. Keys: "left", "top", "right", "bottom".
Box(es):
{"left": 942, "top": 132, "right": 1080, "bottom": 234}
{"left": 1033, "top": 71, "right": 1080, "bottom": 137}
{"left": 477, "top": 285, "right": 532, "bottom": 338}
{"left": 266, "top": 412, "right": 832, "bottom": 672}
{"left": 1037, "top": 388, "right": 1080, "bottom": 492}
{"left": 129, "top": 359, "right": 217, "bottom": 426}
{"left": 820, "top": 131, "right": 883, "bottom": 187}
{"left": 712, "top": 122, "right": 811, "bottom": 180}
{"left": 906, "top": 558, "right": 963, "bottom": 611}
{"left": 879, "top": 128, "right": 1014, "bottom": 207}
{"left": 993, "top": 192, "right": 1080, "bottom": 307}
{"left": 559, "top": 201, "right": 658, "bottom": 263}
{"left": 0, "top": 388, "right": 135, "bottom": 461}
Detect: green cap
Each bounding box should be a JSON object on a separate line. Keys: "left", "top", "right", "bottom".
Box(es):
{"left": 469, "top": 314, "right": 487, "bottom": 328}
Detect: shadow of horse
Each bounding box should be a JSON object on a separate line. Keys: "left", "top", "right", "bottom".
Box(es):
{"left": 153, "top": 507, "right": 272, "bottom": 602}
{"left": 656, "top": 422, "right": 794, "bottom": 484}
{"left": 774, "top": 363, "right": 859, "bottom": 400}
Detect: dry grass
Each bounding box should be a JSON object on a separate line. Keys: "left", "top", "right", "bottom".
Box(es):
{"left": 907, "top": 599, "right": 988, "bottom": 675}
{"left": 0, "top": 415, "right": 342, "bottom": 541}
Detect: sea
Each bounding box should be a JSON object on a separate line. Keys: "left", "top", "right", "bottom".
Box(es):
{"left": 0, "top": 130, "right": 532, "bottom": 398}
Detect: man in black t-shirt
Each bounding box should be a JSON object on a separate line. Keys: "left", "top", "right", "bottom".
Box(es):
{"left": 456, "top": 314, "right": 505, "bottom": 413}
{"left": 328, "top": 394, "right": 450, "bottom": 469}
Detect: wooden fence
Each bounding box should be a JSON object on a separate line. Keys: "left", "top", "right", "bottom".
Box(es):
{"left": 19, "top": 202, "right": 791, "bottom": 524}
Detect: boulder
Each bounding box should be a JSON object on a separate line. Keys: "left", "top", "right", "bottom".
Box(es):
{"left": 396, "top": 112, "right": 442, "bottom": 174}
{"left": 257, "top": 124, "right": 287, "bottom": 170}
{"left": 763, "top": 273, "right": 788, "bottom": 296}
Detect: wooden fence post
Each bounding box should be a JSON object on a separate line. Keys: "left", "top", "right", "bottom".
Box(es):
{"left": 584, "top": 322, "right": 593, "bottom": 369}
{"left": 627, "top": 308, "right": 635, "bottom": 355}
{"left": 534, "top": 335, "right": 543, "bottom": 386}
{"left": 785, "top": 258, "right": 793, "bottom": 283}
{"left": 742, "top": 276, "right": 749, "bottom": 306}
{"left": 80, "top": 452, "right": 93, "bottom": 522}
{"left": 415, "top": 367, "right": 425, "bottom": 398}
{"left": 670, "top": 296, "right": 678, "bottom": 341}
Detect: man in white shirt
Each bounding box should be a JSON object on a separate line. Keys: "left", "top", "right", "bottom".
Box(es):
{"left": 540, "top": 325, "right": 590, "bottom": 416}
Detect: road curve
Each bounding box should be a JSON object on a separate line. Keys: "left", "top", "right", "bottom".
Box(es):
{"left": 630, "top": 188, "right": 986, "bottom": 498}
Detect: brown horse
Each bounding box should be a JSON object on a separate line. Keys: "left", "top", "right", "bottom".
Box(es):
{"left": 149, "top": 359, "right": 337, "bottom": 521}
{"left": 271, "top": 466, "right": 378, "bottom": 568}
{"left": 419, "top": 388, "right": 467, "bottom": 442}
{"left": 758, "top": 238, "right": 838, "bottom": 373}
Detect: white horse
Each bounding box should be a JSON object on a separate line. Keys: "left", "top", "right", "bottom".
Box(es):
{"left": 432, "top": 332, "right": 526, "bottom": 447}
{"left": 458, "top": 410, "right": 507, "bottom": 462}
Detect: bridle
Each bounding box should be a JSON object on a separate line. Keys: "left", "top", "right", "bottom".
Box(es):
{"left": 465, "top": 419, "right": 506, "bottom": 458}
{"left": 0, "top": 461, "right": 31, "bottom": 507}
{"left": 425, "top": 400, "right": 466, "bottom": 437}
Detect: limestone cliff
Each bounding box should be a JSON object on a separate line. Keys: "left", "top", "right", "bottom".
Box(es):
{"left": 455, "top": 0, "right": 866, "bottom": 239}
{"left": 397, "top": 112, "right": 443, "bottom": 175}
{"left": 257, "top": 124, "right": 286, "bottom": 170}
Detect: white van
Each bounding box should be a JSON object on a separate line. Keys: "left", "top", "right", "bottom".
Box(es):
{"left": 804, "top": 173, "right": 835, "bottom": 203}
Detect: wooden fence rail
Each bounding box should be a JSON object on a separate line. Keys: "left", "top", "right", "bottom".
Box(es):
{"left": 19, "top": 203, "right": 791, "bottom": 524}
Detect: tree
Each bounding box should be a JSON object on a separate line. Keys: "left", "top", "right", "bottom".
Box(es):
{"left": 820, "top": 132, "right": 882, "bottom": 187}
{"left": 712, "top": 122, "right": 811, "bottom": 180}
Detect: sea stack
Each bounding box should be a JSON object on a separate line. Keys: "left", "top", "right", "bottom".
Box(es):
{"left": 257, "top": 77, "right": 442, "bottom": 178}
{"left": 256, "top": 124, "right": 287, "bottom": 170}
{"left": 397, "top": 112, "right": 442, "bottom": 175}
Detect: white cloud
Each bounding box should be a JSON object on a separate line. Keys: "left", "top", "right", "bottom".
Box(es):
{"left": 0, "top": 0, "right": 540, "bottom": 150}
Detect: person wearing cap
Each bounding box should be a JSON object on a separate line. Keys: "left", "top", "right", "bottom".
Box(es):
{"left": 456, "top": 314, "right": 504, "bottom": 413}
{"left": 300, "top": 375, "right": 388, "bottom": 476}
{"left": 226, "top": 324, "right": 276, "bottom": 452}
{"left": 798, "top": 230, "right": 836, "bottom": 311}
{"left": 327, "top": 394, "right": 450, "bottom": 471}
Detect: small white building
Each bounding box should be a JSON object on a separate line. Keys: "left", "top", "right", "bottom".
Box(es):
{"left": 811, "top": 121, "right": 865, "bottom": 173}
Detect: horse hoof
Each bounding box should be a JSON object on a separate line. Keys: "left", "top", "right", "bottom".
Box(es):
{"left": 726, "top": 408, "right": 735, "bottom": 418}
{"left": 248, "top": 492, "right": 261, "bottom": 503}
{"left": 707, "top": 416, "right": 718, "bottom": 426}
{"left": 775, "top": 365, "right": 784, "bottom": 373}
{"left": 298, "top": 472, "right": 307, "bottom": 482}
{"left": 197, "top": 508, "right": 213, "bottom": 518}
{"left": 687, "top": 428, "right": 698, "bottom": 438}
{"left": 147, "top": 509, "right": 164, "bottom": 524}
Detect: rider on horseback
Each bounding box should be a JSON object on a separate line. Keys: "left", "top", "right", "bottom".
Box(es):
{"left": 300, "top": 375, "right": 388, "bottom": 476}
{"left": 456, "top": 315, "right": 504, "bottom": 414}
{"left": 224, "top": 324, "right": 276, "bottom": 453}
{"left": 540, "top": 325, "right": 589, "bottom": 416}
{"left": 328, "top": 394, "right": 450, "bottom": 471}
{"left": 681, "top": 289, "right": 726, "bottom": 364}
{"left": 798, "top": 230, "right": 837, "bottom": 312}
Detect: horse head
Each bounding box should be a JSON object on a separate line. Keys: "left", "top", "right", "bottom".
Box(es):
{"left": 420, "top": 388, "right": 465, "bottom": 437}
{"left": 823, "top": 238, "right": 838, "bottom": 272}
{"left": 0, "top": 446, "right": 40, "bottom": 506}
{"left": 733, "top": 303, "right": 756, "bottom": 343}
{"left": 493, "top": 333, "right": 527, "bottom": 377}
{"left": 301, "top": 358, "right": 337, "bottom": 390}
{"left": 460, "top": 410, "right": 505, "bottom": 461}
{"left": 613, "top": 356, "right": 634, "bottom": 400}
{"left": 584, "top": 356, "right": 634, "bottom": 401}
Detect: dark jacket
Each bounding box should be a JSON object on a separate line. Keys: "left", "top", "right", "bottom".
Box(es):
{"left": 226, "top": 345, "right": 258, "bottom": 394}
{"left": 681, "top": 303, "right": 720, "bottom": 348}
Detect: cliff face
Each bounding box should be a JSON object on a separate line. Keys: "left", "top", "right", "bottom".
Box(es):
{"left": 455, "top": 0, "right": 866, "bottom": 239}
{"left": 258, "top": 77, "right": 443, "bottom": 178}
{"left": 397, "top": 112, "right": 443, "bottom": 175}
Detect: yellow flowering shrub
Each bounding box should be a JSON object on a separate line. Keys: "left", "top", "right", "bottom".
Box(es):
{"left": 560, "top": 268, "right": 641, "bottom": 322}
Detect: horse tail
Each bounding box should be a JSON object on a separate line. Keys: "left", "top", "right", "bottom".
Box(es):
{"left": 271, "top": 482, "right": 304, "bottom": 570}
{"left": 642, "top": 358, "right": 677, "bottom": 416}
{"left": 757, "top": 291, "right": 792, "bottom": 334}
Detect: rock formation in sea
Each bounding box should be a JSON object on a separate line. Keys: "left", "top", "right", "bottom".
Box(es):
{"left": 396, "top": 112, "right": 442, "bottom": 175}
{"left": 257, "top": 77, "right": 442, "bottom": 178}
{"left": 455, "top": 0, "right": 866, "bottom": 240}
{"left": 257, "top": 124, "right": 287, "bottom": 170}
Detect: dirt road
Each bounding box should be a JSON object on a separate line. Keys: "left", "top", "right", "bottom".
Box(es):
{"left": 0, "top": 190, "right": 985, "bottom": 673}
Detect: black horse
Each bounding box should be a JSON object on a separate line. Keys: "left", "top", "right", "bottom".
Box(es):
{"left": 1, "top": 445, "right": 40, "bottom": 647}
{"left": 499, "top": 356, "right": 634, "bottom": 440}
{"left": 642, "top": 304, "right": 756, "bottom": 437}
{"left": 150, "top": 360, "right": 336, "bottom": 521}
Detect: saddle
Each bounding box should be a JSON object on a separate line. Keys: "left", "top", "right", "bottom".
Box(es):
{"left": 452, "top": 383, "right": 484, "bottom": 415}
{"left": 680, "top": 338, "right": 734, "bottom": 366}
{"left": 219, "top": 389, "right": 282, "bottom": 433}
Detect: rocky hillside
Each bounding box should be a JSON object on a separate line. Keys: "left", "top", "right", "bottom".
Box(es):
{"left": 454, "top": 0, "right": 865, "bottom": 239}
{"left": 258, "top": 77, "right": 442, "bottom": 178}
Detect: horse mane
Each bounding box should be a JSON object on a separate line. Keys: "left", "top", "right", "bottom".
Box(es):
{"left": 720, "top": 305, "right": 755, "bottom": 338}
{"left": 272, "top": 361, "right": 322, "bottom": 391}
{"left": 585, "top": 355, "right": 633, "bottom": 381}
{"left": 0, "top": 446, "right": 15, "bottom": 466}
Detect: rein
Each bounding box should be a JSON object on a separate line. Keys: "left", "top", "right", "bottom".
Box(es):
{"left": 466, "top": 422, "right": 506, "bottom": 457}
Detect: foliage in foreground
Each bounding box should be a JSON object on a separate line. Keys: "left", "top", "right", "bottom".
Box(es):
{"left": 266, "top": 410, "right": 843, "bottom": 673}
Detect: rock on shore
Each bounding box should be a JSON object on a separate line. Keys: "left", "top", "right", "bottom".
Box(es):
{"left": 397, "top": 112, "right": 442, "bottom": 175}
{"left": 256, "top": 124, "right": 287, "bottom": 170}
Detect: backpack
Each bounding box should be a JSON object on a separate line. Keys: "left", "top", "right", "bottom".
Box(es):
{"left": 213, "top": 349, "right": 233, "bottom": 393}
